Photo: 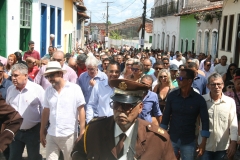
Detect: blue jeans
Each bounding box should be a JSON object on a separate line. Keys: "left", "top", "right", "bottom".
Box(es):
{"left": 171, "top": 139, "right": 196, "bottom": 160}
{"left": 200, "top": 150, "right": 227, "bottom": 160}
{"left": 9, "top": 123, "right": 42, "bottom": 160}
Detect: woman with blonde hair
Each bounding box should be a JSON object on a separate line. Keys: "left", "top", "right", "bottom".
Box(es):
{"left": 5, "top": 54, "right": 17, "bottom": 77}
{"left": 153, "top": 69, "right": 174, "bottom": 112}
{"left": 119, "top": 58, "right": 135, "bottom": 79}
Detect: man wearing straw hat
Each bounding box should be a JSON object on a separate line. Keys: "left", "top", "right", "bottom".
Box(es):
{"left": 40, "top": 61, "right": 86, "bottom": 160}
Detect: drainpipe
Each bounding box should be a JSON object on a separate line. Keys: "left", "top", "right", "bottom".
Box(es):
{"left": 216, "top": 12, "right": 221, "bottom": 58}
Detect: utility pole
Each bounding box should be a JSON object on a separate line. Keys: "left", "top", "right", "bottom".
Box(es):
{"left": 102, "top": 2, "right": 113, "bottom": 49}
{"left": 102, "top": 1, "right": 113, "bottom": 37}
{"left": 141, "top": 0, "right": 147, "bottom": 51}
{"left": 89, "top": 11, "right": 92, "bottom": 42}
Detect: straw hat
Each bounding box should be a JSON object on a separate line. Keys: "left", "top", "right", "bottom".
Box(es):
{"left": 44, "top": 61, "right": 67, "bottom": 75}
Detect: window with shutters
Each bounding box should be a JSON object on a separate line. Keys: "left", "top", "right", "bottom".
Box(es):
{"left": 20, "top": 0, "right": 32, "bottom": 28}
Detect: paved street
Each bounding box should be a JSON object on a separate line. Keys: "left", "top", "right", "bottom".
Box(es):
{"left": 1, "top": 145, "right": 240, "bottom": 160}
{"left": 0, "top": 145, "right": 46, "bottom": 160}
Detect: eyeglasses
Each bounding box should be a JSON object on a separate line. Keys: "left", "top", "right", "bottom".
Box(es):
{"left": 206, "top": 65, "right": 211, "bottom": 67}
{"left": 109, "top": 101, "right": 140, "bottom": 112}
{"left": 159, "top": 76, "right": 167, "bottom": 79}
{"left": 226, "top": 85, "right": 234, "bottom": 89}
{"left": 52, "top": 58, "right": 63, "bottom": 62}
{"left": 131, "top": 68, "right": 140, "bottom": 72}
{"left": 209, "top": 83, "right": 223, "bottom": 87}
{"left": 176, "top": 77, "right": 189, "bottom": 81}
{"left": 45, "top": 73, "right": 56, "bottom": 79}
{"left": 163, "top": 63, "right": 169, "bottom": 65}
{"left": 26, "top": 61, "right": 35, "bottom": 64}
{"left": 155, "top": 67, "right": 163, "bottom": 71}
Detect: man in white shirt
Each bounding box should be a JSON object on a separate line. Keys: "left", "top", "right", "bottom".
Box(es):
{"left": 199, "top": 73, "right": 238, "bottom": 160}
{"left": 170, "top": 52, "right": 184, "bottom": 67}
{"left": 6, "top": 63, "right": 45, "bottom": 160}
{"left": 202, "top": 60, "right": 215, "bottom": 79}
{"left": 40, "top": 61, "right": 86, "bottom": 160}
{"left": 214, "top": 56, "right": 229, "bottom": 76}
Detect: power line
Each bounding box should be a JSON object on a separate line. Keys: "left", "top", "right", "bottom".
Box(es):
{"left": 102, "top": 1, "right": 114, "bottom": 37}
{"left": 111, "top": 0, "right": 137, "bottom": 15}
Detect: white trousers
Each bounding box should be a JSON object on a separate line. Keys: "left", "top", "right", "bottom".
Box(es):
{"left": 46, "top": 133, "right": 76, "bottom": 160}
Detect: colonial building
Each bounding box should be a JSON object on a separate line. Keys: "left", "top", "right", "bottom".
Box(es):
{"left": 209, "top": 0, "right": 240, "bottom": 65}
{"left": 138, "top": 23, "right": 153, "bottom": 44}
{"left": 176, "top": 0, "right": 222, "bottom": 59}
{"left": 0, "top": 0, "right": 88, "bottom": 57}
{"left": 151, "top": 0, "right": 180, "bottom": 52}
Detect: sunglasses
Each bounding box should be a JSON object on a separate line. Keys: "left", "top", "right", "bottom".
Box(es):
{"left": 163, "top": 63, "right": 169, "bottom": 65}
{"left": 126, "top": 63, "right": 133, "bottom": 66}
{"left": 159, "top": 76, "right": 167, "bottom": 79}
{"left": 176, "top": 77, "right": 189, "bottom": 81}
{"left": 226, "top": 85, "right": 234, "bottom": 89}
{"left": 155, "top": 67, "right": 163, "bottom": 71}
{"left": 131, "top": 68, "right": 140, "bottom": 72}
{"left": 109, "top": 101, "right": 140, "bottom": 112}
{"left": 209, "top": 83, "right": 223, "bottom": 87}
{"left": 26, "top": 61, "right": 35, "bottom": 64}
{"left": 45, "top": 73, "right": 56, "bottom": 79}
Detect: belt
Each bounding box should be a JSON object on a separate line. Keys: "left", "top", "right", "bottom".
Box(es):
{"left": 19, "top": 123, "right": 40, "bottom": 132}
{"left": 19, "top": 128, "right": 32, "bottom": 132}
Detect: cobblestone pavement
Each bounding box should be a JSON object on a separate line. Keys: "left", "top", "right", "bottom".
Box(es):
{"left": 1, "top": 146, "right": 240, "bottom": 160}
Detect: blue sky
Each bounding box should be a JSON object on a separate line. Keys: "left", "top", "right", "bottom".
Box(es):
{"left": 84, "top": 0, "right": 154, "bottom": 24}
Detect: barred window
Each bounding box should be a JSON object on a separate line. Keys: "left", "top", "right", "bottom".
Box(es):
{"left": 20, "top": 0, "right": 31, "bottom": 28}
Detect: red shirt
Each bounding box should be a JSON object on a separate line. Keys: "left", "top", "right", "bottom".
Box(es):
{"left": 77, "top": 66, "right": 87, "bottom": 77}
{"left": 23, "top": 50, "right": 40, "bottom": 60}
{"left": 28, "top": 66, "right": 39, "bottom": 80}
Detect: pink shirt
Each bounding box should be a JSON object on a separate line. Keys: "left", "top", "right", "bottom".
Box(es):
{"left": 0, "top": 56, "right": 7, "bottom": 66}
{"left": 34, "top": 64, "right": 78, "bottom": 90}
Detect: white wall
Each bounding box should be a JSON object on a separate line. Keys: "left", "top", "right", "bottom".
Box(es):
{"left": 218, "top": 0, "right": 240, "bottom": 64}
{"left": 195, "top": 18, "right": 220, "bottom": 59}
{"left": 6, "top": 0, "right": 21, "bottom": 55}
{"left": 31, "top": 0, "right": 64, "bottom": 54}
{"left": 138, "top": 29, "right": 153, "bottom": 42}
{"left": 6, "top": 0, "right": 64, "bottom": 57}
{"left": 108, "top": 38, "right": 152, "bottom": 49}
{"left": 152, "top": 16, "right": 180, "bottom": 52}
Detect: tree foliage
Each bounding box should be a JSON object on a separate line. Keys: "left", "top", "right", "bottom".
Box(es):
{"left": 109, "top": 30, "right": 122, "bottom": 40}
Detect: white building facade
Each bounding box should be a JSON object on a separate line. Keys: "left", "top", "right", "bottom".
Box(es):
{"left": 6, "top": 0, "right": 64, "bottom": 57}
{"left": 210, "top": 0, "right": 240, "bottom": 65}
{"left": 151, "top": 0, "right": 180, "bottom": 53}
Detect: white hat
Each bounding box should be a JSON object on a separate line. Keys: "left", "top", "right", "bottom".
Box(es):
{"left": 44, "top": 61, "right": 67, "bottom": 75}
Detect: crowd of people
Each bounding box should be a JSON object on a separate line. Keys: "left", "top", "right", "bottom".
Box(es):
{"left": 0, "top": 39, "right": 240, "bottom": 160}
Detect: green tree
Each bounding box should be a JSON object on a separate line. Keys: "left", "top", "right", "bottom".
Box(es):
{"left": 109, "top": 30, "right": 122, "bottom": 40}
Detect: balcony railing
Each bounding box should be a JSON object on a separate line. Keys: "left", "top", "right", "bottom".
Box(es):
{"left": 151, "top": 1, "right": 179, "bottom": 18}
